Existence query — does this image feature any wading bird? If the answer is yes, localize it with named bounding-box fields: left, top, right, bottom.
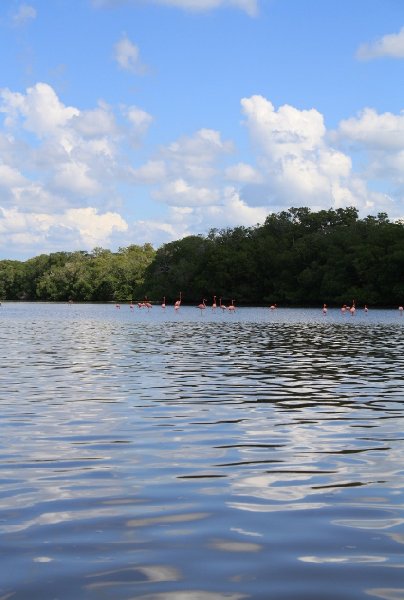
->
left=174, top=292, right=182, bottom=311
left=228, top=299, right=236, bottom=312
left=197, top=299, right=206, bottom=314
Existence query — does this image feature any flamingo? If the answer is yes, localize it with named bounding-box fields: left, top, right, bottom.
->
left=144, top=299, right=152, bottom=310
left=341, top=304, right=346, bottom=313
left=350, top=301, right=356, bottom=316
left=270, top=303, right=277, bottom=310
left=219, top=298, right=226, bottom=311
left=399, top=305, right=403, bottom=315
left=322, top=303, right=327, bottom=315
left=115, top=303, right=120, bottom=309
left=138, top=302, right=145, bottom=309
left=364, top=305, right=368, bottom=313
left=174, top=291, right=182, bottom=311
left=130, top=302, right=134, bottom=310
left=212, top=295, right=217, bottom=310
left=228, top=299, right=236, bottom=312
left=162, top=296, right=166, bottom=309
left=197, top=299, right=207, bottom=314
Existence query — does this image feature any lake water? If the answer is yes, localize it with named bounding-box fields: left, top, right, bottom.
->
left=0, top=302, right=403, bottom=600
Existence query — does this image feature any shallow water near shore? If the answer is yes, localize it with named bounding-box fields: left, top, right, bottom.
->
left=0, top=303, right=403, bottom=599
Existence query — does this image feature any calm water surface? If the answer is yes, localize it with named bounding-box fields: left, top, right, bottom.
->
left=0, top=303, right=403, bottom=599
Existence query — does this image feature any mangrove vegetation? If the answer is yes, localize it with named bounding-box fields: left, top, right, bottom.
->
left=1, top=207, right=404, bottom=306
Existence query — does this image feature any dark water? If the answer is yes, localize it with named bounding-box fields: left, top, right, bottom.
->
left=0, top=303, right=403, bottom=600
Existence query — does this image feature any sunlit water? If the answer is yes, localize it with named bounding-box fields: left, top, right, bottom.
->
left=0, top=302, right=403, bottom=600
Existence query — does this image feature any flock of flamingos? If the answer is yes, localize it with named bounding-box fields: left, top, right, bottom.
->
left=113, top=294, right=404, bottom=315
left=116, top=293, right=236, bottom=313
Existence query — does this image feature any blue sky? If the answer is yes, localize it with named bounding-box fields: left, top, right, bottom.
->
left=0, top=0, right=403, bottom=259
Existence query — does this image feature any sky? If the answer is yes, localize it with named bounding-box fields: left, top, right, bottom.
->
left=0, top=0, right=403, bottom=260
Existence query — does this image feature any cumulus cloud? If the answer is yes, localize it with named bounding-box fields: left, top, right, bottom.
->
left=357, top=26, right=404, bottom=60
left=169, top=186, right=266, bottom=234
left=153, top=178, right=221, bottom=206
left=130, top=160, right=167, bottom=184
left=1, top=82, right=403, bottom=257
left=0, top=82, right=154, bottom=211
left=113, top=35, right=147, bottom=74
left=129, top=219, right=180, bottom=247
left=92, top=0, right=258, bottom=16
left=71, top=103, right=118, bottom=138
left=0, top=164, right=27, bottom=188
left=123, top=105, right=154, bottom=144
left=127, top=95, right=402, bottom=247
left=0, top=82, right=157, bottom=257
left=0, top=82, right=79, bottom=137
left=239, top=94, right=376, bottom=212
left=0, top=206, right=128, bottom=253
left=52, top=162, right=102, bottom=196
left=11, top=3, right=37, bottom=26
left=151, top=0, right=258, bottom=16
left=338, top=108, right=404, bottom=150
left=126, top=106, right=153, bottom=131
left=225, top=162, right=262, bottom=183
left=337, top=108, right=404, bottom=199
left=160, top=128, right=233, bottom=182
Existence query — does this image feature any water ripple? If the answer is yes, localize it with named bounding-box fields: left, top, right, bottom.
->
left=0, top=304, right=403, bottom=599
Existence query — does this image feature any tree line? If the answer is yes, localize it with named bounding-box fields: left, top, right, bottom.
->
left=1, top=207, right=403, bottom=306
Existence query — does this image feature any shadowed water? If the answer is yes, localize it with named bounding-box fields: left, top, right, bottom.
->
left=0, top=303, right=403, bottom=599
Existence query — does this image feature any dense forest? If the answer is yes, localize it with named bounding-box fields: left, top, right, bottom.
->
left=1, top=207, right=404, bottom=306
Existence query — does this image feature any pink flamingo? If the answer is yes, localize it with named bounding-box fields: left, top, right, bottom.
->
left=350, top=301, right=356, bottom=316
left=399, top=305, right=403, bottom=315
left=197, top=298, right=207, bottom=314
left=269, top=303, right=277, bottom=310
left=212, top=295, right=217, bottom=310
left=174, top=292, right=182, bottom=311
left=130, top=302, right=134, bottom=310
left=322, top=303, right=327, bottom=315
left=219, top=298, right=226, bottom=311
left=115, top=303, right=120, bottom=309
left=364, top=305, right=368, bottom=313
left=162, top=296, right=166, bottom=309
left=341, top=304, right=346, bottom=313
left=228, top=299, right=236, bottom=312
left=144, top=300, right=152, bottom=310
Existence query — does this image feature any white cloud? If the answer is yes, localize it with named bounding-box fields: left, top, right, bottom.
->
left=130, top=160, right=167, bottom=184
left=0, top=82, right=153, bottom=209
left=241, top=95, right=325, bottom=157
left=357, top=27, right=404, bottom=60
left=1, top=82, right=403, bottom=258
left=71, top=103, right=117, bottom=138
left=125, top=105, right=153, bottom=134
left=153, top=178, right=220, bottom=206
left=12, top=3, right=37, bottom=26
left=156, top=0, right=258, bottom=16
left=113, top=35, right=147, bottom=74
left=239, top=94, right=377, bottom=212
left=225, top=162, right=262, bottom=183
left=0, top=164, right=27, bottom=188
left=52, top=162, right=101, bottom=196
left=63, top=207, right=128, bottom=246
left=337, top=108, right=404, bottom=200
left=0, top=206, right=128, bottom=253
left=129, top=219, right=179, bottom=247
left=160, top=128, right=233, bottom=182
left=131, top=187, right=268, bottom=248
left=338, top=108, right=404, bottom=150
left=214, top=186, right=267, bottom=226
left=0, top=82, right=79, bottom=137
left=92, top=0, right=258, bottom=16
left=165, top=128, right=233, bottom=162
